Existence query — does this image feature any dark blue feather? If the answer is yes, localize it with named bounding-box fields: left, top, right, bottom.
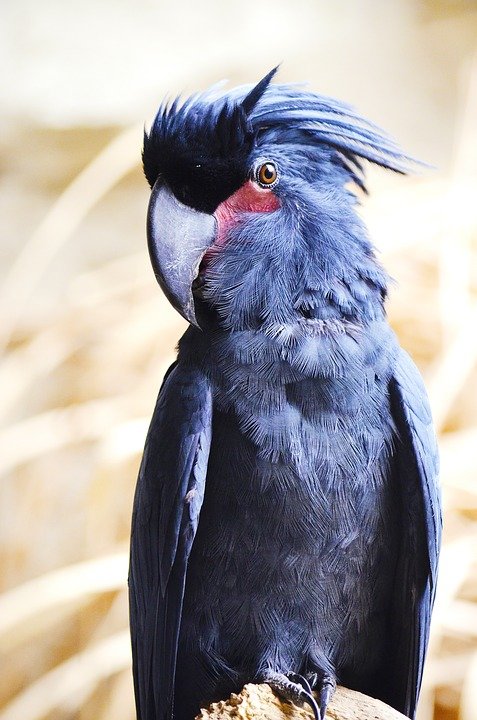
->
left=388, top=350, right=441, bottom=717
left=129, top=364, right=212, bottom=720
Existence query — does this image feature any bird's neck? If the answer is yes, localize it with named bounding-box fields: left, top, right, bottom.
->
left=195, top=190, right=389, bottom=332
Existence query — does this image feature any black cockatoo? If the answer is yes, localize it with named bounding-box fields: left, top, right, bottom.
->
left=129, top=68, right=441, bottom=720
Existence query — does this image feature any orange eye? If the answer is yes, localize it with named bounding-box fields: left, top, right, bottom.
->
left=254, top=161, right=279, bottom=188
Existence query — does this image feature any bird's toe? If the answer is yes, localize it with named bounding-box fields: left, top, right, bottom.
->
left=258, top=670, right=321, bottom=720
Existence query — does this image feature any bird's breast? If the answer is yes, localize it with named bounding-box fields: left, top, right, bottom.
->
left=179, top=317, right=399, bottom=676
left=197, top=317, right=397, bottom=471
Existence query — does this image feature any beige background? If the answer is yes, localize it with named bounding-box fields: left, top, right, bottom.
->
left=1, top=1, right=477, bottom=719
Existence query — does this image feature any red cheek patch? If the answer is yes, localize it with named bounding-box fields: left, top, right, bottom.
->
left=213, top=180, right=280, bottom=247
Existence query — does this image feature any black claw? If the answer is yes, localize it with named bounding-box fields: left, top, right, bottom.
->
left=299, top=687, right=321, bottom=720
left=318, top=676, right=336, bottom=720
left=259, top=671, right=321, bottom=720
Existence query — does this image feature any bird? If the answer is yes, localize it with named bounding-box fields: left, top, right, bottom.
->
left=128, top=67, right=441, bottom=720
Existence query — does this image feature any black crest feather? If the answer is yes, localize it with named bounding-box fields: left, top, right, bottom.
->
left=143, top=67, right=422, bottom=209
left=241, top=66, right=279, bottom=116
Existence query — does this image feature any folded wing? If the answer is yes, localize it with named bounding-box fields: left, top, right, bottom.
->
left=129, top=363, right=212, bottom=720
left=389, top=350, right=441, bottom=718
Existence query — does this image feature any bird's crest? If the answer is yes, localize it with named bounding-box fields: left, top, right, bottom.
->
left=144, top=67, right=418, bottom=192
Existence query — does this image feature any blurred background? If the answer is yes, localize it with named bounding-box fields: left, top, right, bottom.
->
left=1, top=0, right=477, bottom=718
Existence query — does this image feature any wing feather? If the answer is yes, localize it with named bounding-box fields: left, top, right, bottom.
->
left=389, top=350, right=441, bottom=718
left=129, top=363, right=212, bottom=720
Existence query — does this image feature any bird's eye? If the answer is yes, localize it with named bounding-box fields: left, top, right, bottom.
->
left=254, top=160, right=279, bottom=189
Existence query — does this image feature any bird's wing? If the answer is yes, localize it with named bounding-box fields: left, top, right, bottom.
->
left=129, top=363, right=212, bottom=720
left=389, top=349, right=442, bottom=719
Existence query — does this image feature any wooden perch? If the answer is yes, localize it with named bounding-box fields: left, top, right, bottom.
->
left=196, top=683, right=408, bottom=720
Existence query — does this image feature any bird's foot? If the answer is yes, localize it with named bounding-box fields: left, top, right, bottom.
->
left=305, top=673, right=336, bottom=720
left=258, top=670, right=321, bottom=720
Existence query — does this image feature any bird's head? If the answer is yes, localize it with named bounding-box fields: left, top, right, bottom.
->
left=144, top=68, right=414, bottom=330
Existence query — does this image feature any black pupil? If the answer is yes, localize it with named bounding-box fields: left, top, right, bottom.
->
left=263, top=164, right=274, bottom=180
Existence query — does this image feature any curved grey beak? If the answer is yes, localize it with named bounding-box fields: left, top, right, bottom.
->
left=147, top=183, right=216, bottom=326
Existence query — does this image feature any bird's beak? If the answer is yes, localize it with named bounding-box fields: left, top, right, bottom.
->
left=147, top=182, right=216, bottom=327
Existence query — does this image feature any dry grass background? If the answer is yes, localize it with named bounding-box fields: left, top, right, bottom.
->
left=1, top=1, right=477, bottom=719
